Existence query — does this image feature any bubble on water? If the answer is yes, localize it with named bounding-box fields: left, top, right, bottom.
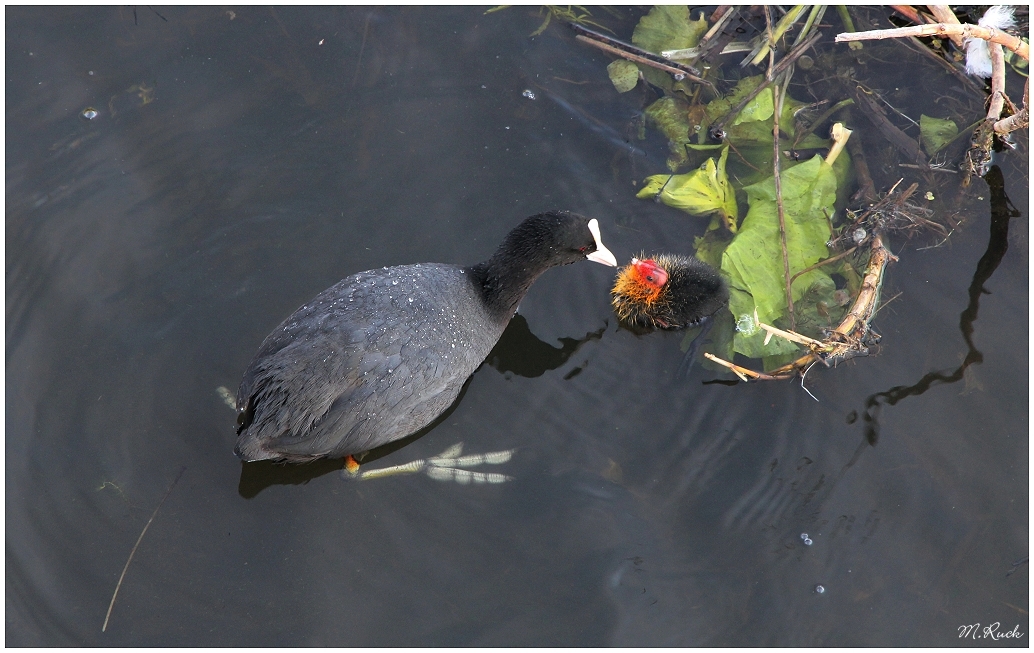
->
left=735, top=313, right=758, bottom=335
left=800, top=533, right=813, bottom=546
left=80, top=107, right=99, bottom=120
left=522, top=89, right=536, bottom=100
left=814, top=584, right=825, bottom=594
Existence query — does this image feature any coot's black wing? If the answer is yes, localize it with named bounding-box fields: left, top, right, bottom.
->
left=235, top=264, right=502, bottom=461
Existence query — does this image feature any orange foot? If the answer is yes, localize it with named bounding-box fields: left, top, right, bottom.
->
left=343, top=454, right=361, bottom=478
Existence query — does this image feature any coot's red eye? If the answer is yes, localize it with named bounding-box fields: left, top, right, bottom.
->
left=578, top=246, right=587, bottom=253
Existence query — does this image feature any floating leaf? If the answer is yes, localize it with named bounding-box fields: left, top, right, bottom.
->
left=637, top=147, right=739, bottom=231
left=720, top=155, right=838, bottom=358
left=631, top=7, right=708, bottom=93
left=701, top=77, right=766, bottom=134
left=698, top=76, right=812, bottom=148
left=631, top=6, right=708, bottom=55
left=607, top=60, right=640, bottom=93
left=919, top=114, right=958, bottom=155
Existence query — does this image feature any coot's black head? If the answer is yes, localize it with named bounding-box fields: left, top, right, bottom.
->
left=495, top=211, right=617, bottom=269
left=471, top=211, right=616, bottom=320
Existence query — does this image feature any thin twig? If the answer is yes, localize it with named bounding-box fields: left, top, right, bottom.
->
left=761, top=8, right=796, bottom=331
left=709, top=31, right=823, bottom=140
left=773, top=80, right=795, bottom=330
left=925, top=5, right=966, bottom=48
left=986, top=40, right=1008, bottom=121
left=698, top=6, right=735, bottom=50
left=749, top=4, right=809, bottom=67
left=573, top=35, right=714, bottom=91
left=916, top=228, right=955, bottom=250
left=852, top=84, right=928, bottom=166
left=836, top=23, right=1029, bottom=61
left=889, top=5, right=925, bottom=25
left=994, top=78, right=1029, bottom=134
left=102, top=466, right=186, bottom=633
left=793, top=98, right=854, bottom=146
left=836, top=5, right=863, bottom=51
left=899, top=163, right=957, bottom=173
left=800, top=361, right=820, bottom=401
left=570, top=22, right=702, bottom=74
left=789, top=246, right=860, bottom=286
left=704, top=352, right=788, bottom=381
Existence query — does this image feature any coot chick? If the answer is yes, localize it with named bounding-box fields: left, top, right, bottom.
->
left=611, top=253, right=728, bottom=330
left=235, top=211, right=617, bottom=463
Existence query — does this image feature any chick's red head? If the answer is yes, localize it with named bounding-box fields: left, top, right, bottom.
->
left=631, top=258, right=668, bottom=289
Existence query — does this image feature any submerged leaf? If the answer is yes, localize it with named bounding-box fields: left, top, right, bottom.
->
left=637, top=147, right=739, bottom=231
left=607, top=60, right=640, bottom=93
left=693, top=222, right=732, bottom=269
left=919, top=114, right=959, bottom=155
left=644, top=97, right=691, bottom=144
left=644, top=96, right=693, bottom=169
left=720, top=155, right=838, bottom=358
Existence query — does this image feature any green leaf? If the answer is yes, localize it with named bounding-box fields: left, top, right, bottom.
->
left=702, top=77, right=764, bottom=130
left=644, top=96, right=693, bottom=169
left=607, top=60, right=640, bottom=93
left=693, top=222, right=732, bottom=269
left=644, top=97, right=691, bottom=145
left=720, top=155, right=838, bottom=358
left=637, top=146, right=739, bottom=231
left=631, top=7, right=708, bottom=94
left=632, top=6, right=708, bottom=55
left=919, top=114, right=958, bottom=155
left=697, top=76, right=814, bottom=148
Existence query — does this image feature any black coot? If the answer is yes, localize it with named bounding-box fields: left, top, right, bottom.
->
left=235, top=211, right=617, bottom=463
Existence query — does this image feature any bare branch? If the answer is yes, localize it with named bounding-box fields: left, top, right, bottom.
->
left=836, top=23, right=1029, bottom=61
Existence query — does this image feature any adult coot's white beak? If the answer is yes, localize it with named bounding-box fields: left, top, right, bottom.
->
left=585, top=218, right=618, bottom=267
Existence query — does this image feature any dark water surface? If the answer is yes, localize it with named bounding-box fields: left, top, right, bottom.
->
left=6, top=6, right=1028, bottom=646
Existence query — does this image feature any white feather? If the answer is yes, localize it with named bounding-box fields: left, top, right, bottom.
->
left=966, top=38, right=993, bottom=77
left=965, top=6, right=1017, bottom=77
left=978, top=5, right=1016, bottom=31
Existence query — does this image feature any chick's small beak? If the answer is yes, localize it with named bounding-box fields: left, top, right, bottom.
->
left=585, top=219, right=618, bottom=267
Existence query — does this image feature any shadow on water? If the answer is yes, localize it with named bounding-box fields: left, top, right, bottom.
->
left=237, top=313, right=605, bottom=497
left=485, top=313, right=605, bottom=378
left=860, top=165, right=1021, bottom=446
